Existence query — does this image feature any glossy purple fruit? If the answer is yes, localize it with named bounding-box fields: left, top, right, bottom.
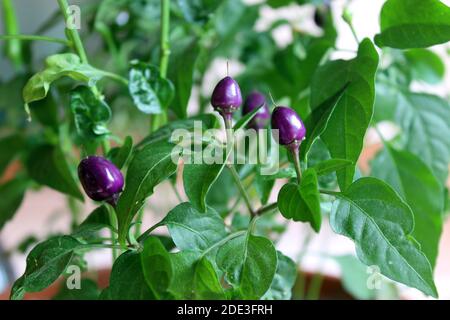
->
left=211, top=76, right=242, bottom=118
left=243, top=91, right=270, bottom=130
left=78, top=156, right=124, bottom=205
left=271, top=106, right=306, bottom=146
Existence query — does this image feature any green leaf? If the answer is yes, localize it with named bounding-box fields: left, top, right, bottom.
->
left=183, top=162, right=227, bottom=212
left=0, top=134, right=24, bottom=176
left=140, top=237, right=173, bottom=299
left=194, top=257, right=226, bottom=299
left=169, top=251, right=200, bottom=299
left=26, top=144, right=83, bottom=201
left=160, top=202, right=227, bottom=251
left=28, top=93, right=59, bottom=131
left=311, top=158, right=353, bottom=177
left=395, top=92, right=450, bottom=184
left=404, top=49, right=445, bottom=84
left=53, top=279, right=100, bottom=300
left=334, top=255, right=376, bottom=300
left=128, top=61, right=174, bottom=114
left=73, top=205, right=114, bottom=237
left=277, top=168, right=322, bottom=232
left=23, top=53, right=105, bottom=105
left=107, top=136, right=133, bottom=169
left=371, top=145, right=443, bottom=268
left=0, top=178, right=28, bottom=230
left=330, top=177, right=438, bottom=297
left=216, top=233, right=277, bottom=299
left=108, top=251, right=154, bottom=300
left=374, top=0, right=450, bottom=49
left=315, top=39, right=379, bottom=190
left=300, top=89, right=346, bottom=161
left=116, top=141, right=178, bottom=243
left=10, top=236, right=83, bottom=300
left=262, top=252, right=297, bottom=300
left=136, top=114, right=218, bottom=149
left=168, top=38, right=199, bottom=118
left=169, top=251, right=225, bottom=299
left=70, top=85, right=112, bottom=141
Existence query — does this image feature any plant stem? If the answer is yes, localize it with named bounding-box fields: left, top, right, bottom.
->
left=159, top=0, right=171, bottom=78
left=200, top=231, right=246, bottom=259
left=256, top=202, right=278, bottom=216
left=290, top=147, right=302, bottom=184
left=57, top=0, right=88, bottom=63
left=306, top=273, right=324, bottom=300
left=228, top=165, right=255, bottom=217
left=319, top=189, right=340, bottom=196
left=2, top=0, right=23, bottom=69
left=223, top=116, right=255, bottom=217
left=151, top=0, right=171, bottom=131
left=0, top=34, right=70, bottom=45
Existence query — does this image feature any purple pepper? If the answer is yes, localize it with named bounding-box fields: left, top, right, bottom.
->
left=211, top=76, right=242, bottom=120
left=78, top=156, right=124, bottom=205
left=271, top=106, right=306, bottom=147
left=243, top=91, right=270, bottom=130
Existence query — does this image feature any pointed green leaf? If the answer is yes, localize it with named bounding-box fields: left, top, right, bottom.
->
left=374, top=0, right=450, bottom=49
left=141, top=237, right=173, bottom=299
left=262, top=251, right=297, bottom=300
left=371, top=145, right=443, bottom=268
left=10, top=236, right=83, bottom=300
left=26, top=144, right=83, bottom=201
left=160, top=202, right=227, bottom=251
left=216, top=233, right=277, bottom=299
left=311, top=39, right=379, bottom=190
left=116, top=141, right=178, bottom=243
left=277, top=168, right=322, bottom=232
left=330, top=177, right=438, bottom=298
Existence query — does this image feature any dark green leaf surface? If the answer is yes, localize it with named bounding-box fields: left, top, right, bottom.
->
left=53, top=279, right=100, bottom=300
left=374, top=0, right=450, bottom=49
left=262, top=251, right=297, bottom=300
left=314, top=39, right=379, bottom=190
left=160, top=202, right=227, bottom=251
left=311, top=158, right=353, bottom=177
left=107, top=136, right=133, bottom=169
left=168, top=38, right=199, bottom=118
left=26, top=144, right=83, bottom=201
left=330, top=177, right=438, bottom=297
left=277, top=168, right=322, bottom=232
left=169, top=251, right=225, bottom=299
left=70, top=86, right=111, bottom=140
left=128, top=61, right=174, bottom=114
left=183, top=162, right=227, bottom=212
left=116, top=141, right=178, bottom=243
left=371, top=145, right=443, bottom=268
left=10, top=236, right=83, bottom=300
left=73, top=205, right=113, bottom=237
left=108, top=251, right=154, bottom=300
left=141, top=237, right=173, bottom=299
left=0, top=134, right=24, bottom=176
left=217, top=233, right=277, bottom=299
left=0, top=178, right=28, bottom=230
left=395, top=92, right=450, bottom=184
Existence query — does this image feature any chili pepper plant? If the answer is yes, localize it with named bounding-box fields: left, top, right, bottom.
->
left=0, top=0, right=449, bottom=300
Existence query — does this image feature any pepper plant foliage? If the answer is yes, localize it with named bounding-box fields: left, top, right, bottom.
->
left=1, top=0, right=449, bottom=300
